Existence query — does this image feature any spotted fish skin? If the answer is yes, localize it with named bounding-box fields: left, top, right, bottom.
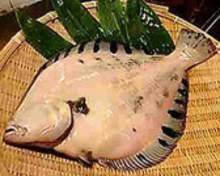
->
left=3, top=29, right=216, bottom=171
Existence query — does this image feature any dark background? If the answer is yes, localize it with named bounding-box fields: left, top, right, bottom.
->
left=0, top=0, right=219, bottom=49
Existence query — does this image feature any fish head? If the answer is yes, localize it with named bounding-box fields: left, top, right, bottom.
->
left=3, top=101, right=73, bottom=148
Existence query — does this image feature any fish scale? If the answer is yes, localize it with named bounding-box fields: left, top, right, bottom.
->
left=3, top=29, right=217, bottom=171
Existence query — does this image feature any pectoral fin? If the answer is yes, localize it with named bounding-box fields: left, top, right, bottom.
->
left=78, top=151, right=94, bottom=167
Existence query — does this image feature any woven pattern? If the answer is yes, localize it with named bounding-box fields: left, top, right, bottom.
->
left=0, top=1, right=220, bottom=175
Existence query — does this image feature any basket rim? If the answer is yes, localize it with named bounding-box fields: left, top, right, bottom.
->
left=0, top=1, right=220, bottom=176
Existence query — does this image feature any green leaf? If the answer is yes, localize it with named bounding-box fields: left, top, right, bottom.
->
left=51, top=0, right=102, bottom=43
left=16, top=10, right=73, bottom=59
left=127, top=0, right=175, bottom=54
left=127, top=0, right=146, bottom=49
left=97, top=0, right=130, bottom=45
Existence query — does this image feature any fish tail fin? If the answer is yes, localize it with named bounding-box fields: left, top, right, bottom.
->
left=175, top=29, right=216, bottom=69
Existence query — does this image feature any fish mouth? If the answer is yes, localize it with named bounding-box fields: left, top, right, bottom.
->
left=5, top=125, right=17, bottom=134
left=3, top=124, right=28, bottom=144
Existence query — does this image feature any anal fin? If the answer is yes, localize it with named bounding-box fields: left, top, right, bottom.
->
left=98, top=139, right=173, bottom=171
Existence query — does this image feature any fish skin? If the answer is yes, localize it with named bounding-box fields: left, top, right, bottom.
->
left=3, top=29, right=217, bottom=170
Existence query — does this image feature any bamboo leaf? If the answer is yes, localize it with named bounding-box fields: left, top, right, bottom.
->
left=127, top=0, right=175, bottom=54
left=97, top=0, right=130, bottom=45
left=51, top=0, right=102, bottom=43
left=16, top=10, right=73, bottom=59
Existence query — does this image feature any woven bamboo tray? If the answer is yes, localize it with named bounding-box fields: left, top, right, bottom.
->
left=0, top=1, right=220, bottom=176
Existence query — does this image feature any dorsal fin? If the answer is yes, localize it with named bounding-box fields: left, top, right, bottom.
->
left=99, top=76, right=189, bottom=171
left=83, top=41, right=96, bottom=52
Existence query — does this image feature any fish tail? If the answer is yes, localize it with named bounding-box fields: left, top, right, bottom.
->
left=175, top=29, right=217, bottom=69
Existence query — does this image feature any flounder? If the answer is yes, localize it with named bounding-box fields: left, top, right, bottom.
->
left=4, top=29, right=216, bottom=170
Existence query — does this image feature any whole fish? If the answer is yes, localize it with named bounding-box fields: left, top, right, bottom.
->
left=3, top=29, right=216, bottom=170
